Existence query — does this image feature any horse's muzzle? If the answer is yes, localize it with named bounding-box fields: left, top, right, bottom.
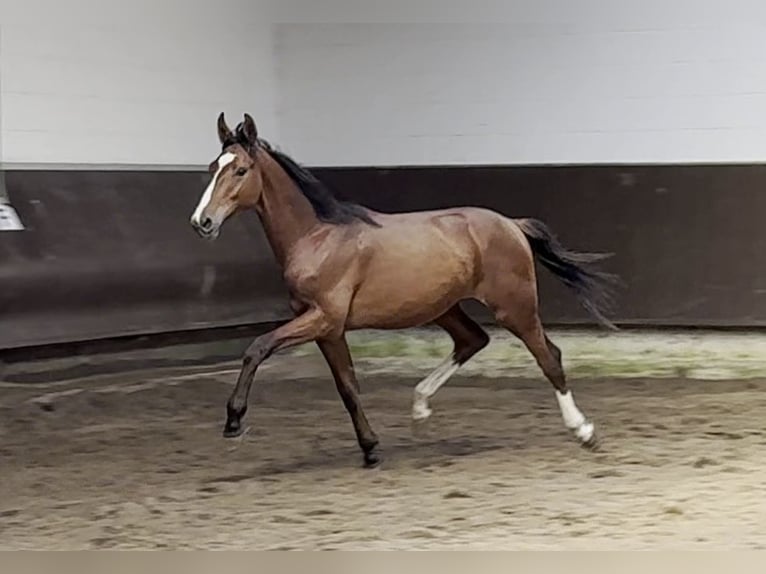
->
left=190, top=216, right=220, bottom=240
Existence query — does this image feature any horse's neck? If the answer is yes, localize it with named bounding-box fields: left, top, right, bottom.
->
left=256, top=152, right=319, bottom=266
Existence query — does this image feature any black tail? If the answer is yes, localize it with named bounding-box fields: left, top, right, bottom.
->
left=516, top=218, right=619, bottom=330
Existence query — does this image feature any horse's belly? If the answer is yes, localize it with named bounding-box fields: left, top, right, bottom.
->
left=345, top=256, right=473, bottom=329
left=346, top=294, right=460, bottom=329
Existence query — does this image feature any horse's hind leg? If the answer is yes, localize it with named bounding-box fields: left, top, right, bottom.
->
left=493, top=292, right=598, bottom=449
left=412, top=305, right=490, bottom=422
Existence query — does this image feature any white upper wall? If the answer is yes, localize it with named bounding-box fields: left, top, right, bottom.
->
left=3, top=0, right=766, bottom=167
left=0, top=0, right=278, bottom=167
left=273, top=1, right=766, bottom=166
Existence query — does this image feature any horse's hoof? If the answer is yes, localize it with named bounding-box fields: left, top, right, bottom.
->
left=363, top=446, right=383, bottom=469
left=412, top=396, right=432, bottom=422
left=222, top=420, right=244, bottom=438
left=223, top=405, right=247, bottom=438
left=580, top=432, right=600, bottom=452
left=411, top=416, right=432, bottom=439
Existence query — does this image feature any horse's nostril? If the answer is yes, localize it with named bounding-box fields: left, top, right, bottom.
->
left=201, top=217, right=213, bottom=230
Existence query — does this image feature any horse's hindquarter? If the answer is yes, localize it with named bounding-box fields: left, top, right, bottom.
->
left=345, top=209, right=486, bottom=329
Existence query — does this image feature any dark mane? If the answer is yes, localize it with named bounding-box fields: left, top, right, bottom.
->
left=230, top=125, right=379, bottom=227
left=265, top=144, right=380, bottom=227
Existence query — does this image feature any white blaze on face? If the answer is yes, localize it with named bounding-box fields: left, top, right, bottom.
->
left=191, top=152, right=236, bottom=225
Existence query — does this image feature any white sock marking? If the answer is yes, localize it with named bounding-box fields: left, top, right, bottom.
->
left=191, top=152, right=235, bottom=225
left=412, top=357, right=460, bottom=421
left=556, top=390, right=594, bottom=443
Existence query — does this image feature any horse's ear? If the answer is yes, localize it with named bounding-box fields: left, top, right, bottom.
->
left=217, top=112, right=233, bottom=145
left=239, top=113, right=258, bottom=147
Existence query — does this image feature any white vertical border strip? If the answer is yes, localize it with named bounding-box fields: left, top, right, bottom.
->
left=0, top=23, right=6, bottom=201
left=0, top=23, right=25, bottom=231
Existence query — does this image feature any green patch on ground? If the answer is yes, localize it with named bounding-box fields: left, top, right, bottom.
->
left=287, top=328, right=766, bottom=380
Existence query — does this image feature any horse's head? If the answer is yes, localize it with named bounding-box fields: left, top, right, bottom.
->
left=190, top=112, right=264, bottom=240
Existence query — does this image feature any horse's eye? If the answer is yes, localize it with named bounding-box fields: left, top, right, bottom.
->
left=235, top=167, right=247, bottom=176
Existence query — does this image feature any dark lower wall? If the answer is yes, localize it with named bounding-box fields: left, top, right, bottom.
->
left=2, top=164, right=765, bottom=350
left=0, top=171, right=292, bottom=350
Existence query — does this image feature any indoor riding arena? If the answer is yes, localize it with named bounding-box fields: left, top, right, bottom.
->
left=2, top=1, right=766, bottom=551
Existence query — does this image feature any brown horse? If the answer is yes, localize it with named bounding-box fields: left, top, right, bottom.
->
left=190, top=113, right=617, bottom=468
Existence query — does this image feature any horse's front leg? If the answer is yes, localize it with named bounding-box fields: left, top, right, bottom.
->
left=317, top=335, right=381, bottom=468
left=223, top=307, right=331, bottom=437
